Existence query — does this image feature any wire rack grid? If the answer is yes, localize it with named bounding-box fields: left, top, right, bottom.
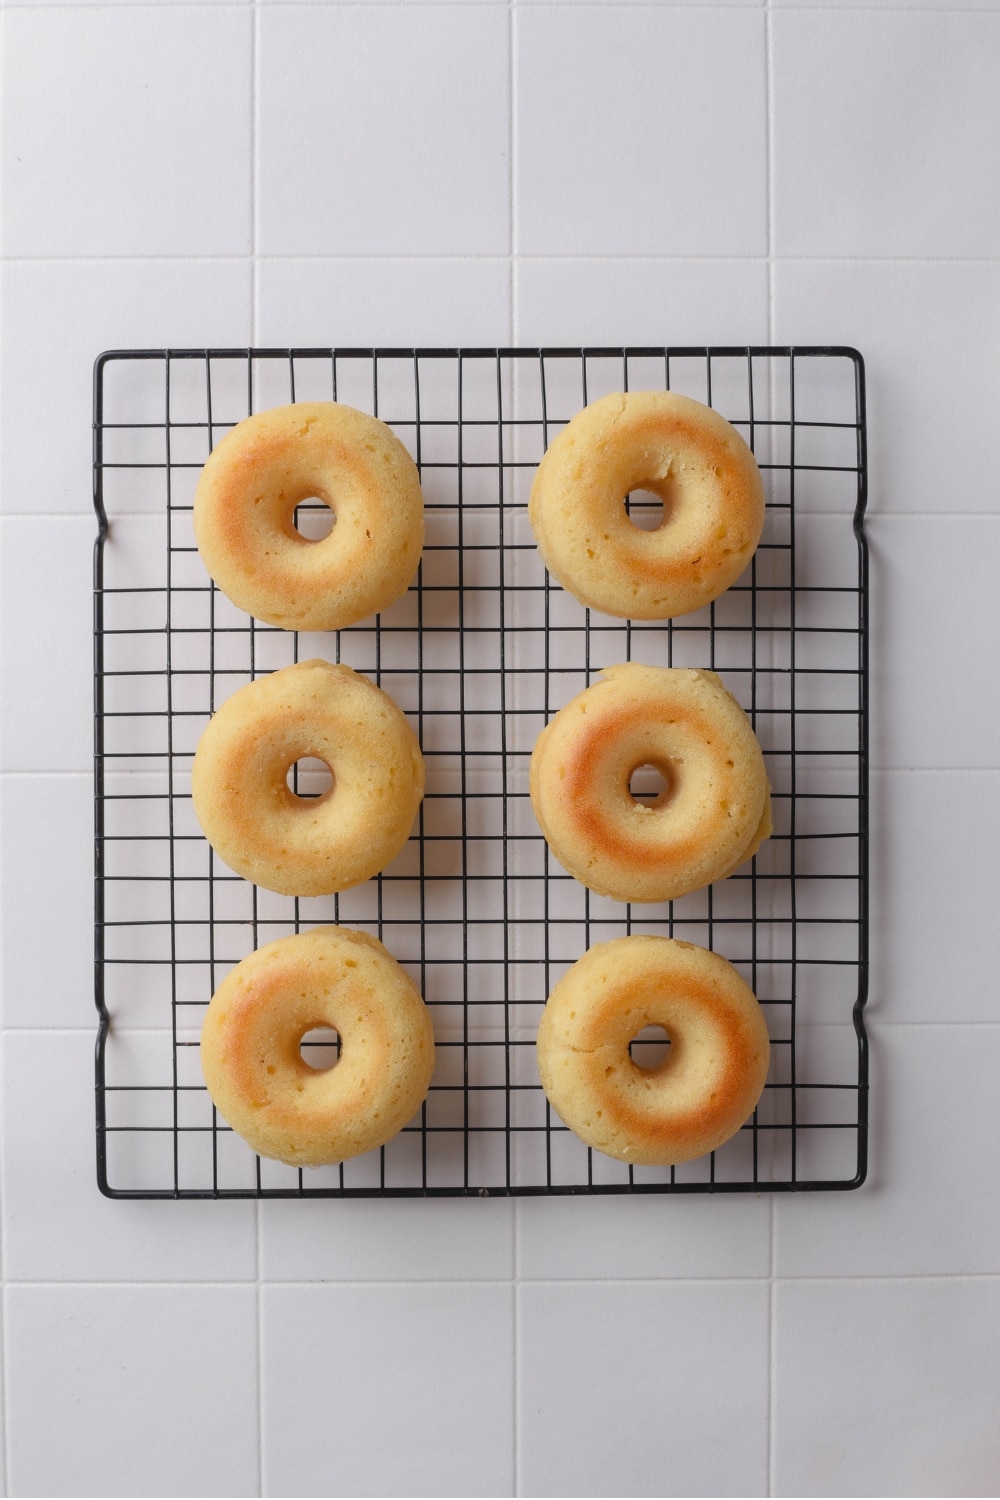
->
left=93, top=345, right=869, bottom=1198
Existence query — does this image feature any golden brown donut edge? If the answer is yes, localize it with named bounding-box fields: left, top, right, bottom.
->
left=191, top=659, right=424, bottom=897
left=528, top=390, right=765, bottom=621
left=529, top=663, right=770, bottom=903
left=200, top=926, right=436, bottom=1167
left=536, top=935, right=770, bottom=1166
left=193, top=401, right=424, bottom=631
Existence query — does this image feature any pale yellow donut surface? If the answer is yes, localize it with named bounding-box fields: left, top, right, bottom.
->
left=537, top=935, right=770, bottom=1166
left=193, top=401, right=424, bottom=631
left=529, top=390, right=764, bottom=620
left=530, top=663, right=771, bottom=903
left=191, top=659, right=424, bottom=897
left=201, top=926, right=435, bottom=1167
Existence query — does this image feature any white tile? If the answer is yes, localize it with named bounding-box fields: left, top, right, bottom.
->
left=772, top=12, right=1000, bottom=258
left=774, top=1279, right=1000, bottom=1498
left=518, top=1281, right=769, bottom=1498
left=521, top=0, right=763, bottom=6
left=2, top=775, right=92, bottom=1028
left=774, top=0, right=993, bottom=8
left=5, top=1284, right=258, bottom=1499
left=262, top=1284, right=515, bottom=1497
left=257, top=6, right=510, bottom=257
left=1, top=260, right=251, bottom=518
left=9, top=0, right=250, bottom=6
left=261, top=0, right=508, bottom=4
left=773, top=260, right=1000, bottom=515
left=1, top=517, right=92, bottom=772
left=515, top=258, right=769, bottom=345
left=1, top=1032, right=256, bottom=1281
left=257, top=257, right=511, bottom=346
left=517, top=1194, right=770, bottom=1279
left=870, top=516, right=1000, bottom=770
left=871, top=772, right=1000, bottom=1024
left=260, top=1195, right=513, bottom=1280
left=1, top=8, right=252, bottom=257
left=516, top=8, right=767, bottom=256
left=775, top=1025, right=1000, bottom=1277
left=262, top=0, right=509, bottom=5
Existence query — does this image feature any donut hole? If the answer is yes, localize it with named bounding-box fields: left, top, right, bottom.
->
left=628, top=762, right=675, bottom=808
left=624, top=489, right=666, bottom=530
left=629, top=1025, right=671, bottom=1072
left=292, top=497, right=336, bottom=542
left=624, top=481, right=674, bottom=532
left=299, top=1027, right=341, bottom=1072
left=285, top=756, right=335, bottom=802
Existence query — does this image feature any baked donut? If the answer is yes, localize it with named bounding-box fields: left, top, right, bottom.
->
left=191, top=658, right=424, bottom=896
left=193, top=401, right=424, bottom=631
left=536, top=935, right=769, bottom=1166
left=528, top=390, right=764, bottom=620
left=201, top=926, right=435, bottom=1167
left=530, top=663, right=770, bottom=903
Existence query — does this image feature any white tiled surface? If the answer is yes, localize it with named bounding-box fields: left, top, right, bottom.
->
left=257, top=257, right=512, bottom=346
left=1, top=8, right=253, bottom=258
left=3, top=1032, right=257, bottom=1283
left=516, top=258, right=771, bottom=346
left=1, top=5, right=998, bottom=1499
left=519, top=1282, right=770, bottom=1498
left=771, top=12, right=1000, bottom=259
left=774, top=1025, right=1000, bottom=1278
left=772, top=260, right=1000, bottom=515
left=516, top=7, right=768, bottom=258
left=870, top=516, right=1000, bottom=769
left=263, top=1285, right=515, bottom=1496
left=516, top=1193, right=772, bottom=1282
left=1, top=517, right=94, bottom=770
left=773, top=1279, right=1000, bottom=1497
left=257, top=6, right=511, bottom=257
left=5, top=1285, right=259, bottom=1497
left=2, top=260, right=254, bottom=515
left=2, top=777, right=92, bottom=1026
left=259, top=1196, right=515, bottom=1282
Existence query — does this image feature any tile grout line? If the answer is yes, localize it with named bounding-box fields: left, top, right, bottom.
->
left=510, top=0, right=519, bottom=346
left=0, top=1286, right=9, bottom=1500
left=510, top=8, right=520, bottom=1494
left=765, top=2, right=776, bottom=1493
left=251, top=0, right=259, bottom=345
left=256, top=1219, right=264, bottom=1500
left=769, top=1238, right=778, bottom=1498
left=3, top=1, right=999, bottom=8
left=250, top=3, right=264, bottom=1495
left=0, top=529, right=7, bottom=1491
left=5, top=253, right=1000, bottom=266
left=6, top=1274, right=1000, bottom=1289
left=1, top=1054, right=10, bottom=1498
left=0, top=12, right=7, bottom=1484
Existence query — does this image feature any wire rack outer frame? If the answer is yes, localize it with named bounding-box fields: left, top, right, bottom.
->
left=93, top=345, right=870, bottom=1199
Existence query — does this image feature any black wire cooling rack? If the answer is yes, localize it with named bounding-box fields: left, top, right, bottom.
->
left=93, top=346, right=869, bottom=1198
